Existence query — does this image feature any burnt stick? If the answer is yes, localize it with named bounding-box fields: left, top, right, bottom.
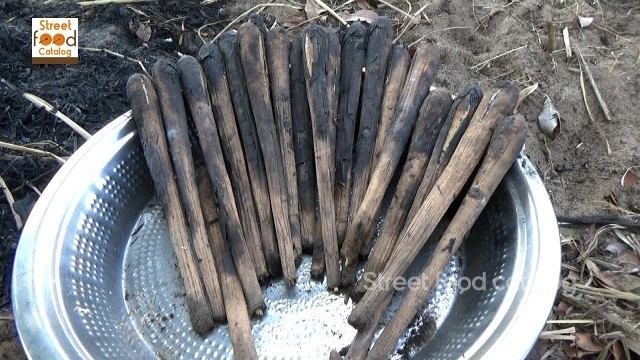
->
left=367, top=115, right=527, bottom=359
left=238, top=22, right=297, bottom=285
left=266, top=27, right=303, bottom=261
left=218, top=32, right=281, bottom=277
left=126, top=73, right=214, bottom=335
left=348, top=80, right=518, bottom=329
left=198, top=47, right=269, bottom=282
left=177, top=56, right=265, bottom=316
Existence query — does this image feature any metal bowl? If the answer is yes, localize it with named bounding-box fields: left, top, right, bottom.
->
left=13, top=112, right=560, bottom=359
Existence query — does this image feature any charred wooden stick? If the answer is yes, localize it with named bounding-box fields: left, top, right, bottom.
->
left=177, top=56, right=265, bottom=316
left=126, top=73, right=214, bottom=335
left=334, top=23, right=367, bottom=247
left=290, top=35, right=317, bottom=255
left=197, top=169, right=258, bottom=360
left=304, top=25, right=341, bottom=290
left=367, top=114, right=527, bottom=359
left=352, top=89, right=453, bottom=301
left=341, top=42, right=441, bottom=287
left=326, top=27, right=341, bottom=187
left=372, top=45, right=411, bottom=167
left=238, top=22, right=297, bottom=285
left=198, top=47, right=269, bottom=282
left=151, top=60, right=226, bottom=323
left=344, top=293, right=392, bottom=360
left=348, top=17, right=393, bottom=256
left=266, top=27, right=303, bottom=262
left=407, top=84, right=483, bottom=223
left=218, top=32, right=281, bottom=277
left=348, top=80, right=518, bottom=329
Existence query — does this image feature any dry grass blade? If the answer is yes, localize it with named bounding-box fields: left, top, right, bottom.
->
left=211, top=4, right=302, bottom=42
left=562, top=281, right=640, bottom=301
left=0, top=140, right=66, bottom=164
left=471, top=45, right=527, bottom=70
left=1, top=79, right=91, bottom=140
left=577, top=46, right=613, bottom=122
left=77, top=0, right=154, bottom=6
left=579, top=65, right=612, bottom=155
left=81, top=47, right=150, bottom=77
left=313, top=0, right=347, bottom=25
left=378, top=0, right=420, bottom=24
left=0, top=175, right=22, bottom=229
left=408, top=27, right=472, bottom=48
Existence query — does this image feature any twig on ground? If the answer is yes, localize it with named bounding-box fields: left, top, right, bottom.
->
left=0, top=175, right=22, bottom=230
left=81, top=47, right=150, bottom=77
left=557, top=214, right=640, bottom=228
left=408, top=27, right=472, bottom=48
left=1, top=79, right=91, bottom=140
left=313, top=0, right=347, bottom=26
left=77, top=0, right=154, bottom=6
left=577, top=46, right=613, bottom=122
left=378, top=0, right=420, bottom=24
left=579, top=65, right=611, bottom=155
left=471, top=45, right=527, bottom=70
left=211, top=4, right=302, bottom=42
left=0, top=141, right=66, bottom=164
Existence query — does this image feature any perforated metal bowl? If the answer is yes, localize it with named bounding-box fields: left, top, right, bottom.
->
left=13, top=112, right=560, bottom=359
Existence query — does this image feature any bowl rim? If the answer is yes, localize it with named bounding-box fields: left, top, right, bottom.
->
left=12, top=111, right=560, bottom=360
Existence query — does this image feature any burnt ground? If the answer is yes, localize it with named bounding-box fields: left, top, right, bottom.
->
left=1, top=0, right=639, bottom=358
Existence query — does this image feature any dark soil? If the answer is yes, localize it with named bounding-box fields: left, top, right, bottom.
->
left=1, top=0, right=638, bottom=358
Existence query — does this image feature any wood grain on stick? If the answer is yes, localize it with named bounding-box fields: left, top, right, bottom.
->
left=344, top=293, right=392, bottom=360
left=353, top=89, right=453, bottom=301
left=303, top=25, right=341, bottom=290
left=348, top=17, right=394, bottom=256
left=177, top=56, right=265, bottom=316
left=197, top=169, right=258, bottom=360
left=372, top=45, right=411, bottom=166
left=367, top=115, right=527, bottom=359
left=326, top=27, right=341, bottom=188
left=334, top=23, right=367, bottom=247
left=266, top=27, right=303, bottom=261
left=238, top=22, right=297, bottom=285
left=126, top=73, right=214, bottom=334
left=341, top=42, right=441, bottom=287
left=290, top=36, right=317, bottom=255
left=218, top=32, right=281, bottom=277
left=348, top=80, right=518, bottom=329
left=407, top=84, right=483, bottom=223
left=198, top=46, right=268, bottom=282
left=151, top=60, right=226, bottom=323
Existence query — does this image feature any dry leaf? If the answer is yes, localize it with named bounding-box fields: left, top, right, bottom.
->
left=586, top=258, right=640, bottom=292
left=515, top=82, right=538, bottom=111
left=616, top=250, right=640, bottom=269
left=578, top=16, right=594, bottom=28
left=575, top=332, right=604, bottom=353
left=621, top=169, right=638, bottom=187
left=538, top=96, right=560, bottom=139
left=554, top=300, right=570, bottom=316
left=136, top=23, right=151, bottom=42
left=343, top=9, right=379, bottom=24
left=305, top=0, right=321, bottom=20
left=282, top=14, right=307, bottom=29
left=356, top=0, right=372, bottom=9
left=612, top=340, right=629, bottom=360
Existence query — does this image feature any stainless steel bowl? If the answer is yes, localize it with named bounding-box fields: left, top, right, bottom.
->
left=13, top=112, right=560, bottom=359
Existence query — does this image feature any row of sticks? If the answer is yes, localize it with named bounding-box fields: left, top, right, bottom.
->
left=127, top=14, right=526, bottom=359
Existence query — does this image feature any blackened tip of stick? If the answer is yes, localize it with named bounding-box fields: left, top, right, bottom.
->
left=344, top=21, right=367, bottom=38
left=197, top=42, right=217, bottom=63
left=248, top=13, right=268, bottom=34
left=151, top=58, right=177, bottom=78
left=218, top=31, right=237, bottom=48
left=369, top=16, right=393, bottom=35
left=456, top=83, right=483, bottom=103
